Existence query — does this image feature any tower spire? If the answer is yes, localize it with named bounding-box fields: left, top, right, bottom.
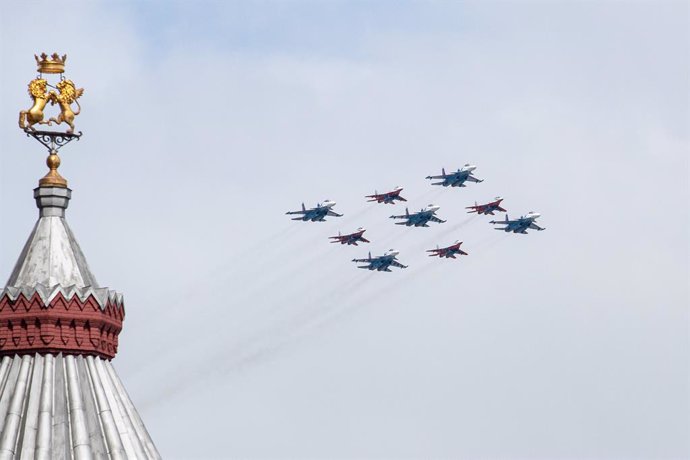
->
left=0, top=53, right=161, bottom=459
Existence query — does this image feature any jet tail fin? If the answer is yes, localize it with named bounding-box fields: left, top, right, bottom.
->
left=302, top=203, right=306, bottom=211
left=368, top=251, right=372, bottom=260
left=442, top=167, right=446, bottom=176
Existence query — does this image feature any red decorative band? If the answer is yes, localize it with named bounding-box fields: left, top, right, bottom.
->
left=0, top=291, right=124, bottom=360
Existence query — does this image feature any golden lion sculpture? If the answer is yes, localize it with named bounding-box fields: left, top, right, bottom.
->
left=48, top=79, right=83, bottom=133
left=18, top=78, right=52, bottom=131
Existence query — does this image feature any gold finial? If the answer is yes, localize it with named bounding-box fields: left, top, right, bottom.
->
left=35, top=53, right=66, bottom=74
left=20, top=53, right=83, bottom=134
left=19, top=53, right=83, bottom=188
left=39, top=151, right=67, bottom=187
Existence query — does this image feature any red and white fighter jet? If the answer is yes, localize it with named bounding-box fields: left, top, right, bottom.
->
left=466, top=197, right=507, bottom=216
left=365, top=186, right=407, bottom=204
left=426, top=241, right=468, bottom=259
left=329, top=227, right=370, bottom=246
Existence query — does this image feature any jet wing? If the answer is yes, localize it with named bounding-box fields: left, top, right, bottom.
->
left=285, top=210, right=307, bottom=215
left=529, top=223, right=545, bottom=231
left=429, top=216, right=446, bottom=223
left=390, top=260, right=407, bottom=269
left=466, top=175, right=483, bottom=183
left=426, top=174, right=447, bottom=179
left=327, top=210, right=343, bottom=217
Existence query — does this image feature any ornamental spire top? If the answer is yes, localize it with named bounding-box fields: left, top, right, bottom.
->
left=35, top=52, right=67, bottom=74
left=18, top=52, right=84, bottom=188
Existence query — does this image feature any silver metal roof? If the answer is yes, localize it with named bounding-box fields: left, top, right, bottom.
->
left=0, top=353, right=161, bottom=459
left=5, top=187, right=100, bottom=290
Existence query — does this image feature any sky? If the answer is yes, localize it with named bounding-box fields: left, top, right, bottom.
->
left=1, top=1, right=688, bottom=458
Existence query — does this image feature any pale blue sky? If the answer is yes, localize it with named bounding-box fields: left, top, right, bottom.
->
left=1, top=1, right=688, bottom=458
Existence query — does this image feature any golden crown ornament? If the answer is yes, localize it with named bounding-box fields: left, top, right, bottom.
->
left=18, top=53, right=84, bottom=188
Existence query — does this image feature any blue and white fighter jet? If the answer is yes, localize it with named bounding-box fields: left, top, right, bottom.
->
left=286, top=200, right=343, bottom=222
left=352, top=249, right=407, bottom=272
left=390, top=204, right=446, bottom=227
left=490, top=212, right=545, bottom=234
left=426, top=164, right=483, bottom=187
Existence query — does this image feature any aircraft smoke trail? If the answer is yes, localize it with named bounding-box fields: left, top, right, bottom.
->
left=142, top=231, right=352, bottom=363
left=470, top=232, right=506, bottom=253
left=337, top=203, right=379, bottom=229
left=472, top=232, right=510, bottom=256
left=139, top=265, right=414, bottom=410
left=435, top=214, right=477, bottom=238
left=140, top=191, right=475, bottom=406
left=412, top=187, right=445, bottom=203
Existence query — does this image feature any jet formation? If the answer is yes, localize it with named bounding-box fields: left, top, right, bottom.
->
left=287, top=163, right=544, bottom=271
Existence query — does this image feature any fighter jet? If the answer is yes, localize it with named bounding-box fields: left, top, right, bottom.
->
left=352, top=249, right=407, bottom=272
left=390, top=204, right=446, bottom=227
left=490, top=212, right=545, bottom=234
left=426, top=164, right=483, bottom=187
left=366, top=186, right=407, bottom=204
left=427, top=240, right=468, bottom=259
left=329, top=228, right=370, bottom=246
left=286, top=200, right=342, bottom=222
left=466, top=197, right=507, bottom=215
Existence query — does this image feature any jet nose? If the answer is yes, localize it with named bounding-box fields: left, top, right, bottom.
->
left=467, top=165, right=477, bottom=171
left=325, top=201, right=336, bottom=207
left=428, top=205, right=440, bottom=211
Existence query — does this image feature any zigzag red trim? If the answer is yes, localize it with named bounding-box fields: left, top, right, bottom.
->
left=0, top=292, right=124, bottom=359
